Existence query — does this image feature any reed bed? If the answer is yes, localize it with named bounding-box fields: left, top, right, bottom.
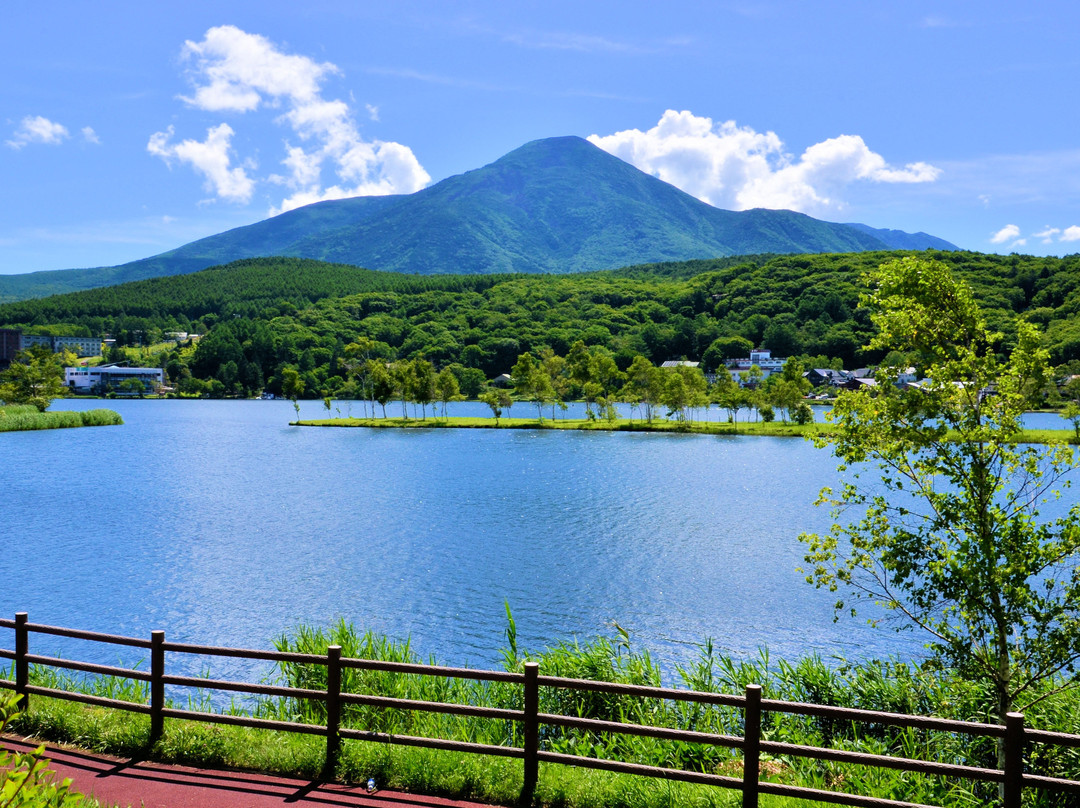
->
left=0, top=405, right=122, bottom=431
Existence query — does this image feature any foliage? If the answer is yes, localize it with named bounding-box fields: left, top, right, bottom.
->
left=478, top=389, right=512, bottom=425
left=281, top=367, right=304, bottom=420
left=800, top=257, right=1080, bottom=743
left=0, top=346, right=68, bottom=412
left=0, top=694, right=84, bottom=807
left=5, top=249, right=1080, bottom=404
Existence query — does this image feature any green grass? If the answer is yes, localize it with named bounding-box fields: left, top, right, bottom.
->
left=0, top=405, right=123, bottom=432
left=7, top=623, right=1080, bottom=807
left=297, top=415, right=832, bottom=439
left=298, top=414, right=1080, bottom=445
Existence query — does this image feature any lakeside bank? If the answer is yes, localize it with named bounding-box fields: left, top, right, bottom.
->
left=295, top=414, right=1079, bottom=445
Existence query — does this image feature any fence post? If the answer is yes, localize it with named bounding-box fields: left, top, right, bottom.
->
left=150, top=630, right=165, bottom=743
left=1002, top=711, right=1025, bottom=808
left=742, top=684, right=762, bottom=808
left=14, top=612, right=28, bottom=712
left=324, top=645, right=342, bottom=779
left=520, top=662, right=539, bottom=806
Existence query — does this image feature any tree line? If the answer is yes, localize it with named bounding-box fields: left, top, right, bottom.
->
left=296, top=339, right=815, bottom=427
left=4, top=250, right=1080, bottom=404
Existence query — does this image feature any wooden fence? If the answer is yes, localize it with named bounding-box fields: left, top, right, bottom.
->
left=2, top=612, right=1079, bottom=807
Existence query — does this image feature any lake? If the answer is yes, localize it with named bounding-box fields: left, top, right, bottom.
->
left=2, top=398, right=1069, bottom=683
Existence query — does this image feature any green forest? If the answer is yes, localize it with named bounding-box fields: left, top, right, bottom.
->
left=1, top=249, right=1079, bottom=401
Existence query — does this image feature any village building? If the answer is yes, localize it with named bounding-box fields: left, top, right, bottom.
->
left=724, top=347, right=787, bottom=386
left=19, top=333, right=101, bottom=357
left=65, top=364, right=164, bottom=394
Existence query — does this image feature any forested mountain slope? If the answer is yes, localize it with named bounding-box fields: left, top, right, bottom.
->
left=3, top=251, right=1079, bottom=399
left=0, top=137, right=954, bottom=303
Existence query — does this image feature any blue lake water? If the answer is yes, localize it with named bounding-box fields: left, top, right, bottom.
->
left=1, top=399, right=1070, bottom=684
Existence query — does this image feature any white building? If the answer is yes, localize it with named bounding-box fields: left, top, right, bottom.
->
left=725, top=348, right=787, bottom=384
left=21, top=334, right=101, bottom=357
left=66, top=365, right=164, bottom=393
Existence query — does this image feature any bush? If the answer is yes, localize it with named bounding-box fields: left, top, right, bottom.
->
left=0, top=694, right=85, bottom=806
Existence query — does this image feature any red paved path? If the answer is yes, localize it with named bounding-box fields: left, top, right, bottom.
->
left=2, top=736, right=506, bottom=808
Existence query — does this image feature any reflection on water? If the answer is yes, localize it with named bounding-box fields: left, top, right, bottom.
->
left=12, top=397, right=1061, bottom=683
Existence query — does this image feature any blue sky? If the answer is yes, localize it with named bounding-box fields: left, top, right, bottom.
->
left=2, top=1, right=1078, bottom=275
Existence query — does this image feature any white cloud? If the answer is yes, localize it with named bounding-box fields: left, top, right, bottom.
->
left=365, top=104, right=380, bottom=122
left=1062, top=226, right=1080, bottom=242
left=6, top=115, right=70, bottom=149
left=1034, top=227, right=1061, bottom=244
left=990, top=224, right=1022, bottom=244
left=147, top=124, right=255, bottom=203
left=587, top=110, right=940, bottom=215
left=153, top=25, right=429, bottom=210
left=179, top=25, right=335, bottom=112
left=81, top=126, right=100, bottom=144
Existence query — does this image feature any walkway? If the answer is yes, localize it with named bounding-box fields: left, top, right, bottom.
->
left=2, top=737, right=504, bottom=808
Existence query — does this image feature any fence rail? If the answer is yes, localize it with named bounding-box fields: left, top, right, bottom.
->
left=2, top=612, right=1079, bottom=807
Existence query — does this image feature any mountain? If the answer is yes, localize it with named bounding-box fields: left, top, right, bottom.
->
left=843, top=223, right=957, bottom=251
left=0, top=136, right=956, bottom=303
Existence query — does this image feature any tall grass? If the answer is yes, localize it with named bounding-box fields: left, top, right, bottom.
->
left=7, top=620, right=1080, bottom=807
left=0, top=405, right=122, bottom=431
left=271, top=621, right=1080, bottom=806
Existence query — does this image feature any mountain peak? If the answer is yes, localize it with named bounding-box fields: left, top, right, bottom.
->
left=0, top=136, right=954, bottom=302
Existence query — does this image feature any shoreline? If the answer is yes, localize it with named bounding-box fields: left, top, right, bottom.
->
left=293, top=415, right=1079, bottom=444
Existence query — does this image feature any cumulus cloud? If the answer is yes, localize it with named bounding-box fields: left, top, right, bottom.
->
left=179, top=25, right=335, bottom=112
left=81, top=127, right=100, bottom=144
left=7, top=115, right=70, bottom=149
left=989, top=224, right=1080, bottom=248
left=587, top=110, right=940, bottom=214
left=990, top=224, right=1022, bottom=244
left=150, top=25, right=429, bottom=210
left=147, top=124, right=255, bottom=203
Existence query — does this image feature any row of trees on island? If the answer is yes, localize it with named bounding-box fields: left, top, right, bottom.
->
left=285, top=337, right=815, bottom=427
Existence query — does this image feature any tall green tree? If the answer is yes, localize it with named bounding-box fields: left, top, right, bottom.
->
left=390, top=360, right=413, bottom=419
left=0, top=345, right=69, bottom=412
left=281, top=366, right=305, bottom=421
left=539, top=348, right=570, bottom=420
left=434, top=367, right=463, bottom=418
left=478, top=389, right=512, bottom=425
left=620, top=355, right=663, bottom=423
left=410, top=358, right=436, bottom=420
left=800, top=257, right=1080, bottom=771
left=367, top=360, right=395, bottom=418
left=511, top=352, right=537, bottom=407
left=763, top=360, right=810, bottom=424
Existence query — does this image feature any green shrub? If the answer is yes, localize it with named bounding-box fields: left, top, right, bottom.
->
left=79, top=409, right=123, bottom=426
left=0, top=693, right=86, bottom=807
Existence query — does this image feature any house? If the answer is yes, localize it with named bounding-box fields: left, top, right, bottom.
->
left=839, top=377, right=878, bottom=391
left=804, top=368, right=847, bottom=387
